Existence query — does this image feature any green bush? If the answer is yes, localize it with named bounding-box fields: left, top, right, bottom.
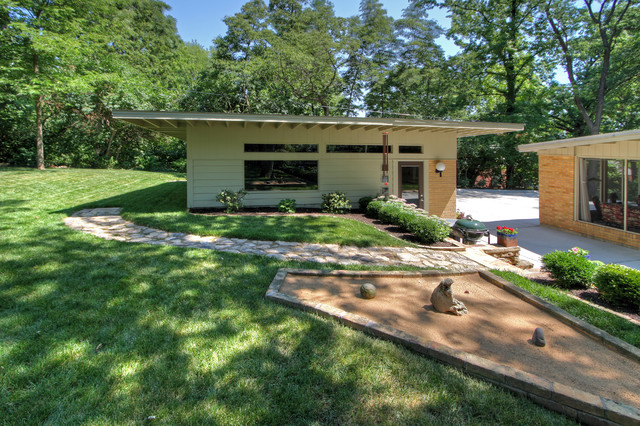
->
left=594, top=264, right=640, bottom=309
left=406, top=215, right=450, bottom=244
left=321, top=192, right=352, bottom=214
left=277, top=199, right=297, bottom=213
left=366, top=200, right=385, bottom=218
left=378, top=202, right=405, bottom=224
left=541, top=251, right=597, bottom=289
left=359, top=196, right=374, bottom=212
left=215, top=189, right=247, bottom=213
left=395, top=208, right=418, bottom=231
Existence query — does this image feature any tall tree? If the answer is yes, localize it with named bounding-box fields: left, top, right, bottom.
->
left=340, top=0, right=396, bottom=115
left=365, top=3, right=449, bottom=118
left=542, top=0, right=640, bottom=135
left=2, top=1, right=107, bottom=169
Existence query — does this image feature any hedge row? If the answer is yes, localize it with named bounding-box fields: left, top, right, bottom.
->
left=542, top=248, right=640, bottom=311
left=366, top=196, right=450, bottom=245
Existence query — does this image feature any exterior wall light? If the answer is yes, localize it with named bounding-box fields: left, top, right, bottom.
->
left=435, top=162, right=446, bottom=177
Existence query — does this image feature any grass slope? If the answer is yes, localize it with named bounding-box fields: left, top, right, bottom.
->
left=73, top=176, right=408, bottom=247
left=0, top=168, right=576, bottom=424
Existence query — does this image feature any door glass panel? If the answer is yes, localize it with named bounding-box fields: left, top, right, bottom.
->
left=401, top=166, right=420, bottom=207
left=627, top=160, right=640, bottom=233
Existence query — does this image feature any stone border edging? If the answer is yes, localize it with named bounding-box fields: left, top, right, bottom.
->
left=64, top=208, right=482, bottom=271
left=265, top=268, right=640, bottom=426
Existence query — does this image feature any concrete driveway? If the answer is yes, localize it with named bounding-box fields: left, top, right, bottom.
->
left=456, top=189, right=640, bottom=270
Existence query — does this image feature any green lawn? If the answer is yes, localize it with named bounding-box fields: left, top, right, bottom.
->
left=0, top=167, right=578, bottom=424
left=125, top=199, right=410, bottom=248
left=67, top=173, right=409, bottom=248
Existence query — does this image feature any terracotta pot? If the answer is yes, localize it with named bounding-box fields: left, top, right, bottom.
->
left=497, top=233, right=518, bottom=247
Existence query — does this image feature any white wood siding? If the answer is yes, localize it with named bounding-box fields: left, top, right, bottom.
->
left=576, top=140, right=640, bottom=159
left=186, top=122, right=457, bottom=208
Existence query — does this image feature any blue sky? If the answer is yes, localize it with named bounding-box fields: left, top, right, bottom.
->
left=163, top=0, right=459, bottom=56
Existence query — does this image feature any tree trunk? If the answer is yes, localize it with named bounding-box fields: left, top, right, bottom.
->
left=34, top=53, right=44, bottom=170
left=36, top=94, right=44, bottom=169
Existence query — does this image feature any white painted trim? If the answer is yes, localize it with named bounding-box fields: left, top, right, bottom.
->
left=518, top=129, right=640, bottom=152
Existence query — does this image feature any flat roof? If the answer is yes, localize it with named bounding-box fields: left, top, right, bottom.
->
left=518, top=129, right=640, bottom=153
left=113, top=110, right=525, bottom=140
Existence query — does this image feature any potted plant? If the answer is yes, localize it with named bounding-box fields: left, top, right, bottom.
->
left=496, top=226, right=518, bottom=247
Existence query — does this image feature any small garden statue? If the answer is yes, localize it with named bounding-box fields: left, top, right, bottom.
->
left=430, top=278, right=468, bottom=316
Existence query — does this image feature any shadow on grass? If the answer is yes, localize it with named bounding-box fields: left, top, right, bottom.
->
left=59, top=181, right=397, bottom=247
left=0, top=169, right=573, bottom=423
left=0, top=222, right=370, bottom=423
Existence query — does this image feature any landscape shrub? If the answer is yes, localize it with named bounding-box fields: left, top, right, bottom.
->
left=378, top=202, right=405, bottom=224
left=359, top=196, right=374, bottom=212
left=277, top=199, right=297, bottom=213
left=594, top=264, right=640, bottom=309
left=395, top=208, right=418, bottom=231
left=321, top=192, right=351, bottom=214
left=366, top=200, right=385, bottom=218
left=541, top=251, right=597, bottom=289
left=406, top=215, right=450, bottom=244
left=215, top=189, right=247, bottom=213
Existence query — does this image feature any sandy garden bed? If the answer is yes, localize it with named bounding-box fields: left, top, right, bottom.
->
left=267, top=269, right=640, bottom=423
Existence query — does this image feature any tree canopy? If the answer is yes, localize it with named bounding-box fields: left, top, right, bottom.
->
left=1, top=0, right=640, bottom=188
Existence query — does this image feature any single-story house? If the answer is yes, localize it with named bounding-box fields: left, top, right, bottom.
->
left=114, top=111, right=523, bottom=217
left=519, top=129, right=640, bottom=248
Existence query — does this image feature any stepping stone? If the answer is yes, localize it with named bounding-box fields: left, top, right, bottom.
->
left=532, top=327, right=546, bottom=347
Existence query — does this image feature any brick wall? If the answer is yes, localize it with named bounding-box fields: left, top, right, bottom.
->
left=429, top=159, right=456, bottom=218
left=538, top=154, right=640, bottom=248
left=539, top=155, right=575, bottom=228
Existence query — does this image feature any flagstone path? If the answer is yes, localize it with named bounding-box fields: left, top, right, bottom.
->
left=64, top=208, right=483, bottom=271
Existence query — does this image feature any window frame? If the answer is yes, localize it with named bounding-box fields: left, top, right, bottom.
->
left=577, top=157, right=640, bottom=234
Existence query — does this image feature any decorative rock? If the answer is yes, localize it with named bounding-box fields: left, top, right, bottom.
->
left=430, top=278, right=468, bottom=316
left=532, top=327, right=546, bottom=347
left=360, top=283, right=377, bottom=299
left=64, top=209, right=483, bottom=271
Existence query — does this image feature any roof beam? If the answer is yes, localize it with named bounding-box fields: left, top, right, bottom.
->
left=348, top=125, right=366, bottom=131
left=289, top=123, right=303, bottom=130
left=142, top=119, right=160, bottom=128
left=163, top=119, right=178, bottom=128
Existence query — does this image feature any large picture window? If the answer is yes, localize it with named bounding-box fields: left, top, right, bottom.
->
left=244, top=160, right=318, bottom=191
left=244, top=144, right=317, bottom=153
left=326, top=145, right=392, bottom=153
left=579, top=158, right=640, bottom=233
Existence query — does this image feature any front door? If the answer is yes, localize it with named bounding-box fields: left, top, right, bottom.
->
left=398, top=162, right=424, bottom=209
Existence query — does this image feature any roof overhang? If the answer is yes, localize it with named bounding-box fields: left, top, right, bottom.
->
left=518, top=129, right=640, bottom=153
left=113, top=110, right=524, bottom=141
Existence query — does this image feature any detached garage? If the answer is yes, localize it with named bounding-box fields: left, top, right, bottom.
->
left=519, top=129, right=640, bottom=248
left=114, top=111, right=523, bottom=217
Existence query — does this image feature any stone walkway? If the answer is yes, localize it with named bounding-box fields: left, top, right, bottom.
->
left=64, top=208, right=482, bottom=271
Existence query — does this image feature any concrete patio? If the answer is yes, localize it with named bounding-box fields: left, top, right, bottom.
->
left=457, top=189, right=640, bottom=270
